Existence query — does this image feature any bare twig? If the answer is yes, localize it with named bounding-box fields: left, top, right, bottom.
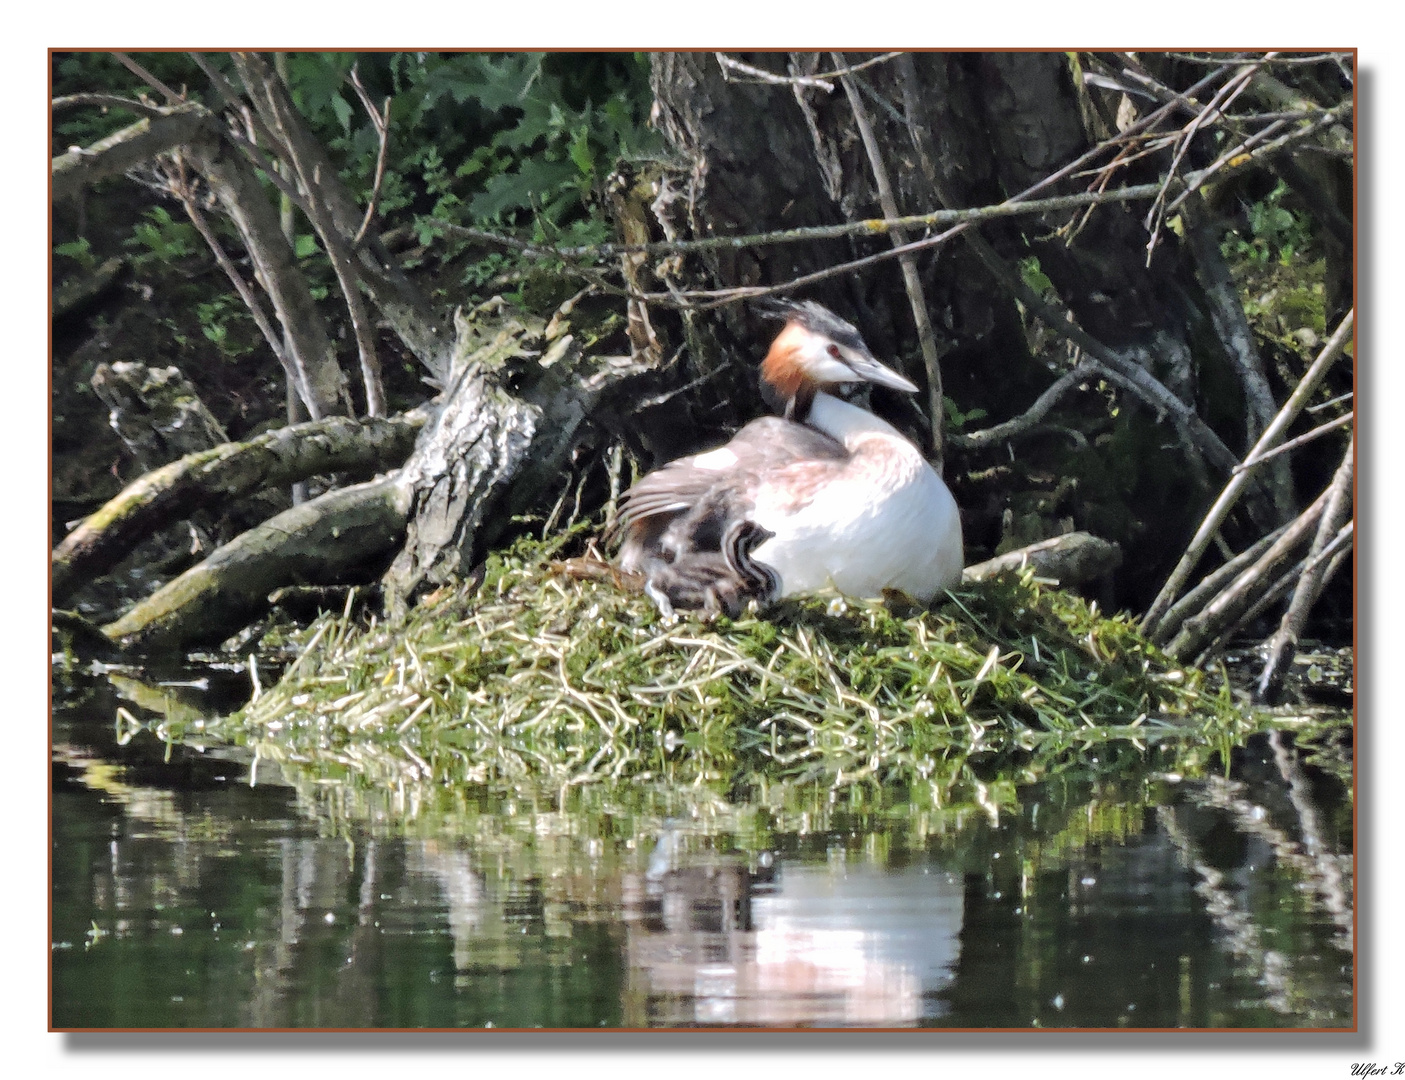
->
left=835, top=52, right=946, bottom=468
left=1144, top=56, right=1271, bottom=258
left=422, top=108, right=1339, bottom=283
left=1231, top=412, right=1353, bottom=475
left=788, top=54, right=843, bottom=201
left=111, top=51, right=183, bottom=105
left=1143, top=310, right=1354, bottom=635
left=1308, top=391, right=1353, bottom=414
left=953, top=225, right=1245, bottom=479
left=948, top=366, right=1094, bottom=450
left=52, top=92, right=168, bottom=116
left=1166, top=51, right=1352, bottom=67
left=716, top=53, right=833, bottom=93
left=1164, top=481, right=1336, bottom=662
left=1151, top=523, right=1290, bottom=646
left=1255, top=436, right=1353, bottom=702
left=428, top=98, right=1343, bottom=317
left=348, top=65, right=392, bottom=248
left=165, top=159, right=287, bottom=370
left=440, top=183, right=1176, bottom=264
left=1164, top=103, right=1351, bottom=217
left=1196, top=521, right=1352, bottom=666
left=716, top=51, right=902, bottom=93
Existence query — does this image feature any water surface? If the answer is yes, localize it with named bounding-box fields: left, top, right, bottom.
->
left=52, top=666, right=1353, bottom=1029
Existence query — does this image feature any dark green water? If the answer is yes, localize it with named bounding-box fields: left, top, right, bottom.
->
left=51, top=667, right=1353, bottom=1029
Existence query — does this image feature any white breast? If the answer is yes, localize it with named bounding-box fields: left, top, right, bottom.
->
left=748, top=395, right=964, bottom=603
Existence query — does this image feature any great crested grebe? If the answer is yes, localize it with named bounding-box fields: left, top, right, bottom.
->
left=615, top=300, right=963, bottom=615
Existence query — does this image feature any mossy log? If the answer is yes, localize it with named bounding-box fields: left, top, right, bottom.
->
left=91, top=304, right=654, bottom=654
left=52, top=413, right=425, bottom=606
left=962, top=531, right=1122, bottom=588
left=102, top=476, right=411, bottom=652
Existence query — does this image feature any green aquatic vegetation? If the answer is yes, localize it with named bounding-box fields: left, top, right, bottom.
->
left=197, top=531, right=1249, bottom=801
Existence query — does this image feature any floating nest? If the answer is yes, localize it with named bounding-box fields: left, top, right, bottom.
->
left=211, top=528, right=1246, bottom=795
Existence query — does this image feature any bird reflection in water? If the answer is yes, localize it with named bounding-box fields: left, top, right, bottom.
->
left=621, top=822, right=963, bottom=1027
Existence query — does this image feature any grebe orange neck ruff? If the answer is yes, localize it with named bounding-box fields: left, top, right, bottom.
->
left=615, top=300, right=963, bottom=615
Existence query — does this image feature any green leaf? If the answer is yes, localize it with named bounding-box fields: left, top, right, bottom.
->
left=330, top=93, right=353, bottom=135
left=568, top=126, right=594, bottom=176
left=54, top=238, right=97, bottom=270
left=1018, top=256, right=1054, bottom=296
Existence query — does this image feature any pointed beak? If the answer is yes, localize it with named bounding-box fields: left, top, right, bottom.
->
left=844, top=350, right=920, bottom=394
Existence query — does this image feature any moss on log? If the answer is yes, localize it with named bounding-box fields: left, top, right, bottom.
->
left=101, top=476, right=412, bottom=652
left=53, top=413, right=424, bottom=605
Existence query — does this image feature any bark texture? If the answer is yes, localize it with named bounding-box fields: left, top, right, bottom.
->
left=53, top=413, right=425, bottom=605
left=102, top=476, right=411, bottom=651
left=90, top=361, right=230, bottom=472
left=52, top=107, right=215, bottom=201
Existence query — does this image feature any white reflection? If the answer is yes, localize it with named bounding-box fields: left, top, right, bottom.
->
left=624, top=860, right=963, bottom=1027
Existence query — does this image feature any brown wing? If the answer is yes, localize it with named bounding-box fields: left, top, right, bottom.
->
left=614, top=417, right=848, bottom=571
left=617, top=418, right=846, bottom=530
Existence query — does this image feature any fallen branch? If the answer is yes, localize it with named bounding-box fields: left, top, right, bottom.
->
left=53, top=413, right=425, bottom=605
left=347, top=64, right=392, bottom=247
left=52, top=106, right=214, bottom=201
left=1143, top=310, right=1354, bottom=635
left=962, top=532, right=1122, bottom=589
left=102, top=476, right=411, bottom=652
left=948, top=366, right=1093, bottom=450
left=1254, top=436, right=1354, bottom=702
left=1147, top=523, right=1289, bottom=647
left=1194, top=523, right=1352, bottom=667
left=1163, top=481, right=1336, bottom=663
left=956, top=226, right=1245, bottom=480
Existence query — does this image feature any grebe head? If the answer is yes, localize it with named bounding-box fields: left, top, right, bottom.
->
left=758, top=300, right=918, bottom=419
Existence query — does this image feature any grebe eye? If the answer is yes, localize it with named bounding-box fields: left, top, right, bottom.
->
left=827, top=344, right=841, bottom=358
